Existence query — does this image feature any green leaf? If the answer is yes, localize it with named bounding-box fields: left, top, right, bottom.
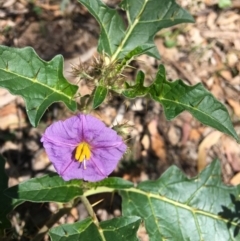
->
left=89, top=177, right=134, bottom=189
left=0, top=45, right=78, bottom=127
left=77, top=0, right=126, bottom=59
left=78, top=0, right=194, bottom=60
left=122, top=65, right=239, bottom=141
left=150, top=65, right=239, bottom=142
left=122, top=71, right=148, bottom=98
left=0, top=155, right=22, bottom=233
left=93, top=85, right=108, bottom=108
left=118, top=45, right=154, bottom=71
left=100, top=216, right=141, bottom=241
left=120, top=160, right=240, bottom=240
left=4, top=174, right=83, bottom=203
left=49, top=216, right=141, bottom=241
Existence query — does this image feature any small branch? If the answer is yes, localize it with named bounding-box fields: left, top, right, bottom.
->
left=80, top=195, right=107, bottom=241
left=32, top=195, right=108, bottom=241
left=80, top=195, right=97, bottom=221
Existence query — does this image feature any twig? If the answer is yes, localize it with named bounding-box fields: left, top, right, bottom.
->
left=80, top=195, right=107, bottom=241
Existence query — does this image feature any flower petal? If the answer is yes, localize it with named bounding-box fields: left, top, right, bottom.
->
left=41, top=114, right=127, bottom=182
left=42, top=138, right=75, bottom=175
left=41, top=115, right=85, bottom=145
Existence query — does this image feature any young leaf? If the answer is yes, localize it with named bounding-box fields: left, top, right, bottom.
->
left=150, top=65, right=239, bottom=142
left=49, top=216, right=141, bottom=241
left=0, top=155, right=23, bottom=233
left=4, top=174, right=83, bottom=203
left=0, top=46, right=78, bottom=127
left=93, top=85, right=108, bottom=108
left=120, top=160, right=240, bottom=240
left=78, top=0, right=194, bottom=60
left=118, top=45, right=155, bottom=71
left=122, top=71, right=148, bottom=98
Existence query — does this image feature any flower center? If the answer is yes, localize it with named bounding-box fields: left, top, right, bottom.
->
left=75, top=142, right=91, bottom=169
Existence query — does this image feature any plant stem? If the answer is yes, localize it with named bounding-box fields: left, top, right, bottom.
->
left=80, top=195, right=97, bottom=221
left=84, top=187, right=114, bottom=197
left=80, top=195, right=107, bottom=241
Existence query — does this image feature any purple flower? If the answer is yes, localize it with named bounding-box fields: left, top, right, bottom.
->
left=41, top=114, right=127, bottom=182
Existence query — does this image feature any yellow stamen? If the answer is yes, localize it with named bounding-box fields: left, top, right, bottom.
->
left=75, top=142, right=91, bottom=169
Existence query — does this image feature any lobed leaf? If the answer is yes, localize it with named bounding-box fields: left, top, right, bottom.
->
left=77, top=0, right=126, bottom=59
left=120, top=160, right=240, bottom=241
left=150, top=65, right=239, bottom=142
left=49, top=216, right=141, bottom=241
left=78, top=0, right=194, bottom=61
left=0, top=45, right=78, bottom=127
left=123, top=65, right=239, bottom=142
left=4, top=174, right=83, bottom=203
left=0, top=155, right=23, bottom=233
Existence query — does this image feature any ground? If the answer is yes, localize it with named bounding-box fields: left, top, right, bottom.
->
left=0, top=0, right=240, bottom=240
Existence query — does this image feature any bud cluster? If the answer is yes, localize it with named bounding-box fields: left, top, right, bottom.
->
left=71, top=54, right=125, bottom=94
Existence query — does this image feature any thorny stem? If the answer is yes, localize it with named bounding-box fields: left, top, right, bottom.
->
left=80, top=195, right=96, bottom=220
left=32, top=196, right=107, bottom=241
left=80, top=195, right=107, bottom=241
